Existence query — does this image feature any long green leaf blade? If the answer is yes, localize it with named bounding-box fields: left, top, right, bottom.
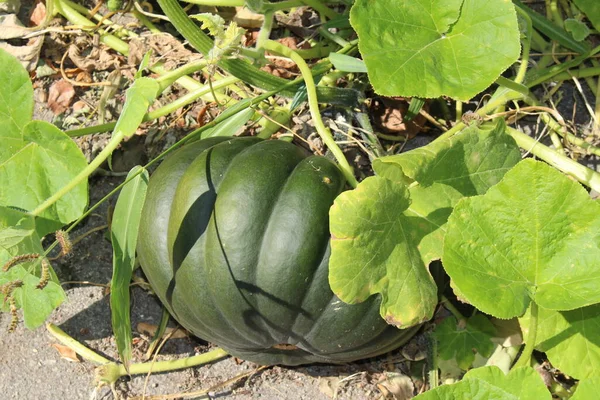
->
left=110, top=166, right=149, bottom=371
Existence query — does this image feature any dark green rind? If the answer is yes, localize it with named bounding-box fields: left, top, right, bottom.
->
left=138, top=138, right=417, bottom=366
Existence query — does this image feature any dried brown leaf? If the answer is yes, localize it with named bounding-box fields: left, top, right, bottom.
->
left=378, top=373, right=414, bottom=400
left=0, top=14, right=29, bottom=39
left=318, top=377, right=340, bottom=398
left=234, top=7, right=264, bottom=29
left=47, top=79, right=75, bottom=115
left=0, top=35, right=43, bottom=71
left=51, top=343, right=80, bottom=362
left=127, top=34, right=201, bottom=70
left=29, top=1, right=46, bottom=27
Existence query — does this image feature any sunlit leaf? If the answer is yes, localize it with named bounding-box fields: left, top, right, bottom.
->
left=444, top=159, right=600, bottom=319
left=350, top=0, right=521, bottom=100
left=413, top=366, right=550, bottom=399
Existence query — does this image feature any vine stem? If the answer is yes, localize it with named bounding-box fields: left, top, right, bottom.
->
left=513, top=302, right=538, bottom=368
left=507, top=127, right=600, bottom=192
left=263, top=40, right=358, bottom=187
left=301, top=0, right=338, bottom=20
left=440, top=295, right=467, bottom=327
left=96, top=348, right=229, bottom=385
left=46, top=323, right=229, bottom=385
left=47, top=323, right=111, bottom=364
left=434, top=88, right=524, bottom=142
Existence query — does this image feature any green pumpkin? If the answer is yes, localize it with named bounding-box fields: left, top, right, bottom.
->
left=137, top=137, right=417, bottom=365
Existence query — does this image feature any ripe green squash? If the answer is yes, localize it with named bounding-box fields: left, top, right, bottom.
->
left=137, top=137, right=417, bottom=365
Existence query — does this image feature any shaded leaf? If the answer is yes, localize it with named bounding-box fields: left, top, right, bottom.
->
left=444, top=159, right=600, bottom=319
left=110, top=166, right=149, bottom=370
left=373, top=122, right=521, bottom=193
left=564, top=19, right=590, bottom=42
left=350, top=0, right=521, bottom=100
left=413, top=366, right=550, bottom=399
left=436, top=314, right=496, bottom=370
left=519, top=304, right=600, bottom=379
left=573, top=0, right=600, bottom=31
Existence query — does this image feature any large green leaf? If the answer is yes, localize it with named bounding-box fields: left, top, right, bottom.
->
left=519, top=304, right=600, bottom=379
left=0, top=121, right=88, bottom=234
left=443, top=159, right=600, bottom=319
left=572, top=377, right=600, bottom=399
left=330, top=123, right=520, bottom=327
left=0, top=48, right=33, bottom=161
left=0, top=207, right=65, bottom=329
left=350, top=0, right=521, bottom=100
left=573, top=0, right=600, bottom=31
left=110, top=166, right=149, bottom=371
left=373, top=122, right=522, bottom=193
left=435, top=314, right=496, bottom=370
left=414, top=366, right=550, bottom=399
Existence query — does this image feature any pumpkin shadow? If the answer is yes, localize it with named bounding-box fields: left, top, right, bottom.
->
left=212, top=208, right=316, bottom=348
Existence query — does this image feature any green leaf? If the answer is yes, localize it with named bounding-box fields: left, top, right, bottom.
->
left=110, top=166, right=149, bottom=371
left=329, top=53, right=367, bottom=73
left=350, top=0, right=521, bottom=100
left=573, top=0, right=600, bottom=32
left=329, top=176, right=438, bottom=327
left=0, top=48, right=33, bottom=161
left=436, top=314, right=496, bottom=370
left=443, top=159, right=600, bottom=319
left=330, top=122, right=520, bottom=327
left=413, top=366, right=550, bottom=399
left=114, top=77, right=159, bottom=139
left=202, top=108, right=254, bottom=138
left=1, top=265, right=65, bottom=329
left=0, top=121, right=89, bottom=235
left=572, top=377, right=600, bottom=399
left=375, top=121, right=521, bottom=261
left=373, top=122, right=521, bottom=193
left=0, top=207, right=65, bottom=329
left=564, top=19, right=590, bottom=41
left=519, top=304, right=600, bottom=379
